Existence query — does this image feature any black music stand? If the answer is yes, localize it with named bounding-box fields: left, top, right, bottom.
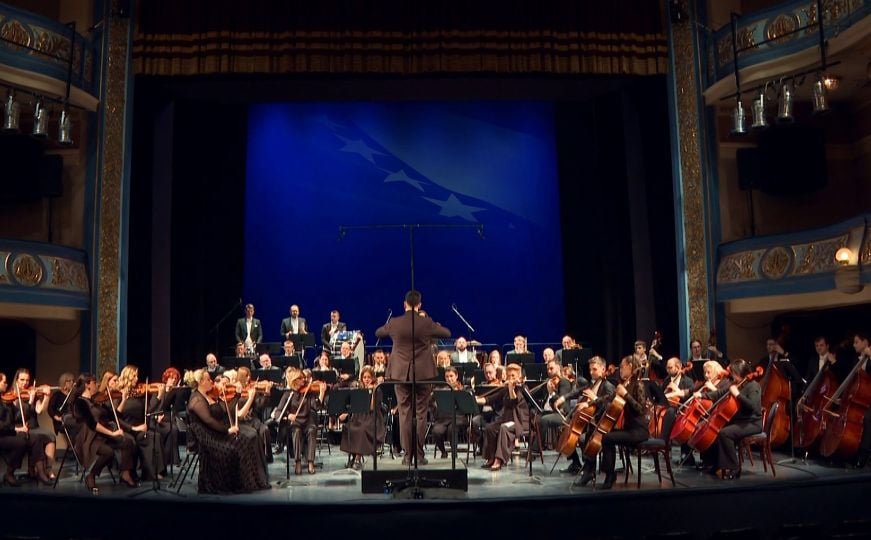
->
left=518, top=385, right=545, bottom=480
left=523, top=364, right=547, bottom=381
left=312, top=370, right=338, bottom=385
left=432, top=390, right=477, bottom=468
left=252, top=369, right=283, bottom=384
left=332, top=358, right=357, bottom=378
left=226, top=356, right=252, bottom=370
left=453, top=364, right=477, bottom=382
left=506, top=352, right=535, bottom=365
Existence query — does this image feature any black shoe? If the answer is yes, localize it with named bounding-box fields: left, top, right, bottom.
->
left=578, top=469, right=595, bottom=487
left=855, top=452, right=869, bottom=469
left=599, top=473, right=616, bottom=490
left=440, top=451, right=448, bottom=459
left=560, top=464, right=581, bottom=475
left=3, top=473, right=21, bottom=487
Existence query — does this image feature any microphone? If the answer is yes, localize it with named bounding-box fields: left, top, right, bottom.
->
left=451, top=303, right=457, bottom=311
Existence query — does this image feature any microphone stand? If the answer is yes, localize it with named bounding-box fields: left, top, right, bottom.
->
left=209, top=298, right=243, bottom=355
left=374, top=309, right=392, bottom=348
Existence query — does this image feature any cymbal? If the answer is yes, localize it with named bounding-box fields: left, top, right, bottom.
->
left=468, top=340, right=482, bottom=347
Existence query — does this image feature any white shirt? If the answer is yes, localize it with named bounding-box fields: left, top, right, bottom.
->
left=245, top=318, right=254, bottom=348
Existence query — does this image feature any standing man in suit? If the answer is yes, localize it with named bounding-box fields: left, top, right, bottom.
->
left=280, top=304, right=307, bottom=340
left=375, top=290, right=450, bottom=465
left=321, top=310, right=347, bottom=351
left=235, top=304, right=262, bottom=353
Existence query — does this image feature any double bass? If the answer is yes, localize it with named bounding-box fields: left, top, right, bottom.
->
left=793, top=356, right=839, bottom=449
left=689, top=366, right=764, bottom=453
left=818, top=354, right=871, bottom=459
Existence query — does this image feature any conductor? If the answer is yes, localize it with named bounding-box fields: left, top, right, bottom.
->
left=375, top=290, right=450, bottom=465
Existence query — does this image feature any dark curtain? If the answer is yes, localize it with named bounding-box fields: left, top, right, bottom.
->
left=134, top=0, right=667, bottom=77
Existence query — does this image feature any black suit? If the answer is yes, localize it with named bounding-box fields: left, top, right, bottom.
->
left=280, top=317, right=307, bottom=338
left=375, top=310, right=450, bottom=459
left=538, top=377, right=575, bottom=447
left=567, top=377, right=615, bottom=468
left=235, top=317, right=263, bottom=346
left=321, top=321, right=347, bottom=349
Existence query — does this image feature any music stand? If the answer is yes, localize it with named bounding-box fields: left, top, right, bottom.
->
left=225, top=356, right=250, bottom=370
left=312, top=370, right=338, bottom=385
left=252, top=369, right=283, bottom=384
left=506, top=352, right=535, bottom=365
left=332, top=358, right=357, bottom=378
left=518, top=385, right=545, bottom=480
left=128, top=391, right=185, bottom=499
left=453, top=364, right=476, bottom=382
left=433, top=390, right=477, bottom=468
left=524, top=364, right=547, bottom=381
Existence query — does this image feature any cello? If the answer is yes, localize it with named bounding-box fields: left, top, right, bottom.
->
left=556, top=401, right=597, bottom=458
left=689, top=366, right=765, bottom=453
left=818, top=353, right=871, bottom=459
left=793, top=355, right=839, bottom=449
left=583, top=367, right=635, bottom=460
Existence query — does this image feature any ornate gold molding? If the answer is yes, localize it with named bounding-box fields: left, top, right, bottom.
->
left=718, top=234, right=849, bottom=286
left=95, top=2, right=130, bottom=378
left=0, top=247, right=88, bottom=294
left=671, top=0, right=710, bottom=344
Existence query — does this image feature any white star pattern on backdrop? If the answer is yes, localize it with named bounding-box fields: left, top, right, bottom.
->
left=335, top=135, right=385, bottom=163
left=381, top=169, right=425, bottom=191
left=423, top=194, right=486, bottom=222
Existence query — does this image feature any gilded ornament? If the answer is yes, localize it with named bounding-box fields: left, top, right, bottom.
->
left=765, top=13, right=801, bottom=45
left=0, top=19, right=31, bottom=50
left=12, top=254, right=45, bottom=287
left=861, top=227, right=871, bottom=266
left=793, top=237, right=845, bottom=275
left=736, top=26, right=756, bottom=53
left=51, top=258, right=89, bottom=292
left=760, top=246, right=792, bottom=279
left=717, top=252, right=759, bottom=283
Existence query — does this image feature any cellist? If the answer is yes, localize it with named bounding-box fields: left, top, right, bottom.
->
left=580, top=355, right=648, bottom=490
left=553, top=355, right=613, bottom=475
left=692, top=358, right=761, bottom=480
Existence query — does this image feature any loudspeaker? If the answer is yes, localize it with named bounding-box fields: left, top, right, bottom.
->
left=361, top=468, right=468, bottom=494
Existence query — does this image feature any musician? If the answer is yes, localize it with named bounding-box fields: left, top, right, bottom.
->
left=450, top=337, right=477, bottom=365
left=488, top=349, right=503, bottom=367
left=694, top=358, right=762, bottom=479
left=234, top=342, right=248, bottom=358
left=185, top=369, right=269, bottom=493
left=205, top=353, right=225, bottom=378
left=471, top=362, right=501, bottom=451
left=542, top=348, right=556, bottom=363
left=0, top=372, right=28, bottom=487
left=581, top=355, right=648, bottom=489
left=663, top=357, right=695, bottom=402
left=339, top=366, right=385, bottom=469
left=371, top=349, right=388, bottom=378
left=236, top=366, right=274, bottom=463
left=156, top=367, right=183, bottom=472
left=555, top=335, right=580, bottom=362
left=321, top=309, right=347, bottom=350
left=436, top=350, right=452, bottom=369
left=635, top=339, right=665, bottom=379
left=272, top=367, right=326, bottom=474
left=507, top=335, right=528, bottom=355
left=376, top=290, right=451, bottom=465
left=117, top=365, right=165, bottom=481
left=46, top=372, right=75, bottom=435
left=258, top=354, right=279, bottom=371
left=538, top=360, right=574, bottom=448
left=11, top=369, right=57, bottom=484
left=70, top=373, right=137, bottom=493
left=280, top=304, right=307, bottom=339
left=431, top=367, right=466, bottom=459
left=805, top=336, right=840, bottom=383
left=234, top=303, right=263, bottom=352
left=476, top=363, right=529, bottom=471
left=853, top=332, right=871, bottom=468
left=554, top=356, right=613, bottom=474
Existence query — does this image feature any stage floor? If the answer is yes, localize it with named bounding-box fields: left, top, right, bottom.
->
left=3, top=445, right=871, bottom=539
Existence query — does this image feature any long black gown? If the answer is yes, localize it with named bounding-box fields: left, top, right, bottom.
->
left=340, top=387, right=385, bottom=457
left=186, top=390, right=269, bottom=494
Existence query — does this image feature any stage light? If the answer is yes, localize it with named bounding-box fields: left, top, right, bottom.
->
left=777, top=82, right=794, bottom=123
left=2, top=89, right=20, bottom=132
left=730, top=99, right=747, bottom=135
left=58, top=107, right=73, bottom=145
left=823, top=75, right=840, bottom=91
left=751, top=88, right=768, bottom=130
left=835, top=247, right=852, bottom=265
left=834, top=248, right=862, bottom=294
left=812, top=75, right=829, bottom=114
left=32, top=98, right=48, bottom=138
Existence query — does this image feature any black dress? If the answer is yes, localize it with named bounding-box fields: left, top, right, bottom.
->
left=119, top=394, right=165, bottom=480
left=340, top=387, right=385, bottom=457
left=186, top=390, right=269, bottom=494
left=0, top=402, right=27, bottom=471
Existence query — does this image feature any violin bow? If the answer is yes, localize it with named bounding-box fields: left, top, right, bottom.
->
left=15, top=383, right=28, bottom=439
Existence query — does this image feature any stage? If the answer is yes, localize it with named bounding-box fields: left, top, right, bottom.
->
left=2, top=445, right=870, bottom=539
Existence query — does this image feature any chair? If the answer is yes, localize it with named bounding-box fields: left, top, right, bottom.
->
left=624, top=407, right=677, bottom=488
left=171, top=428, right=199, bottom=493
left=52, top=423, right=83, bottom=489
left=738, top=401, right=778, bottom=478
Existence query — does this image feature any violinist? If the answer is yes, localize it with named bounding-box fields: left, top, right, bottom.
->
left=488, top=349, right=503, bottom=367
left=11, top=369, right=57, bottom=484
left=339, top=366, right=385, bottom=469
left=371, top=349, right=388, bottom=378
left=116, top=365, right=165, bottom=481
left=430, top=367, right=465, bottom=459
left=235, top=366, right=274, bottom=463
left=155, top=367, right=183, bottom=471
left=475, top=363, right=529, bottom=471
left=471, top=362, right=501, bottom=452
left=580, top=355, right=648, bottom=489
left=70, top=373, right=137, bottom=492
left=0, top=372, right=28, bottom=487
left=184, top=369, right=269, bottom=493
left=692, top=358, right=762, bottom=479
left=538, top=360, right=575, bottom=448
left=271, top=367, right=326, bottom=475
left=46, top=372, right=75, bottom=435
left=436, top=350, right=452, bottom=369
left=553, top=356, right=612, bottom=475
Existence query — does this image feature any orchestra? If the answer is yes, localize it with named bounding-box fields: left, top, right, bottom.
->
left=4, top=298, right=869, bottom=496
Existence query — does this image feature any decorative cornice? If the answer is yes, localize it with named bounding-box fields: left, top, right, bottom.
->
left=0, top=242, right=89, bottom=307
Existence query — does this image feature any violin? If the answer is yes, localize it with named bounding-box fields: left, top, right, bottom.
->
left=1, top=385, right=56, bottom=403
left=297, top=380, right=326, bottom=395
left=93, top=390, right=123, bottom=404
left=130, top=382, right=163, bottom=397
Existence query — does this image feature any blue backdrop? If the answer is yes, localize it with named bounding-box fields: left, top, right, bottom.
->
left=243, top=101, right=565, bottom=347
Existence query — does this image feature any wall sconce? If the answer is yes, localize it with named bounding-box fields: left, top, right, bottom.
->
left=777, top=81, right=794, bottom=123
left=3, top=89, right=20, bottom=132
left=834, top=247, right=862, bottom=294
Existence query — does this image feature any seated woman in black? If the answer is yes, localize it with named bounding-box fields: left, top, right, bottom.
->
left=0, top=372, right=28, bottom=486
left=271, top=367, right=326, bottom=475
left=184, top=368, right=269, bottom=494
left=339, top=366, right=385, bottom=469
left=70, top=373, right=137, bottom=493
